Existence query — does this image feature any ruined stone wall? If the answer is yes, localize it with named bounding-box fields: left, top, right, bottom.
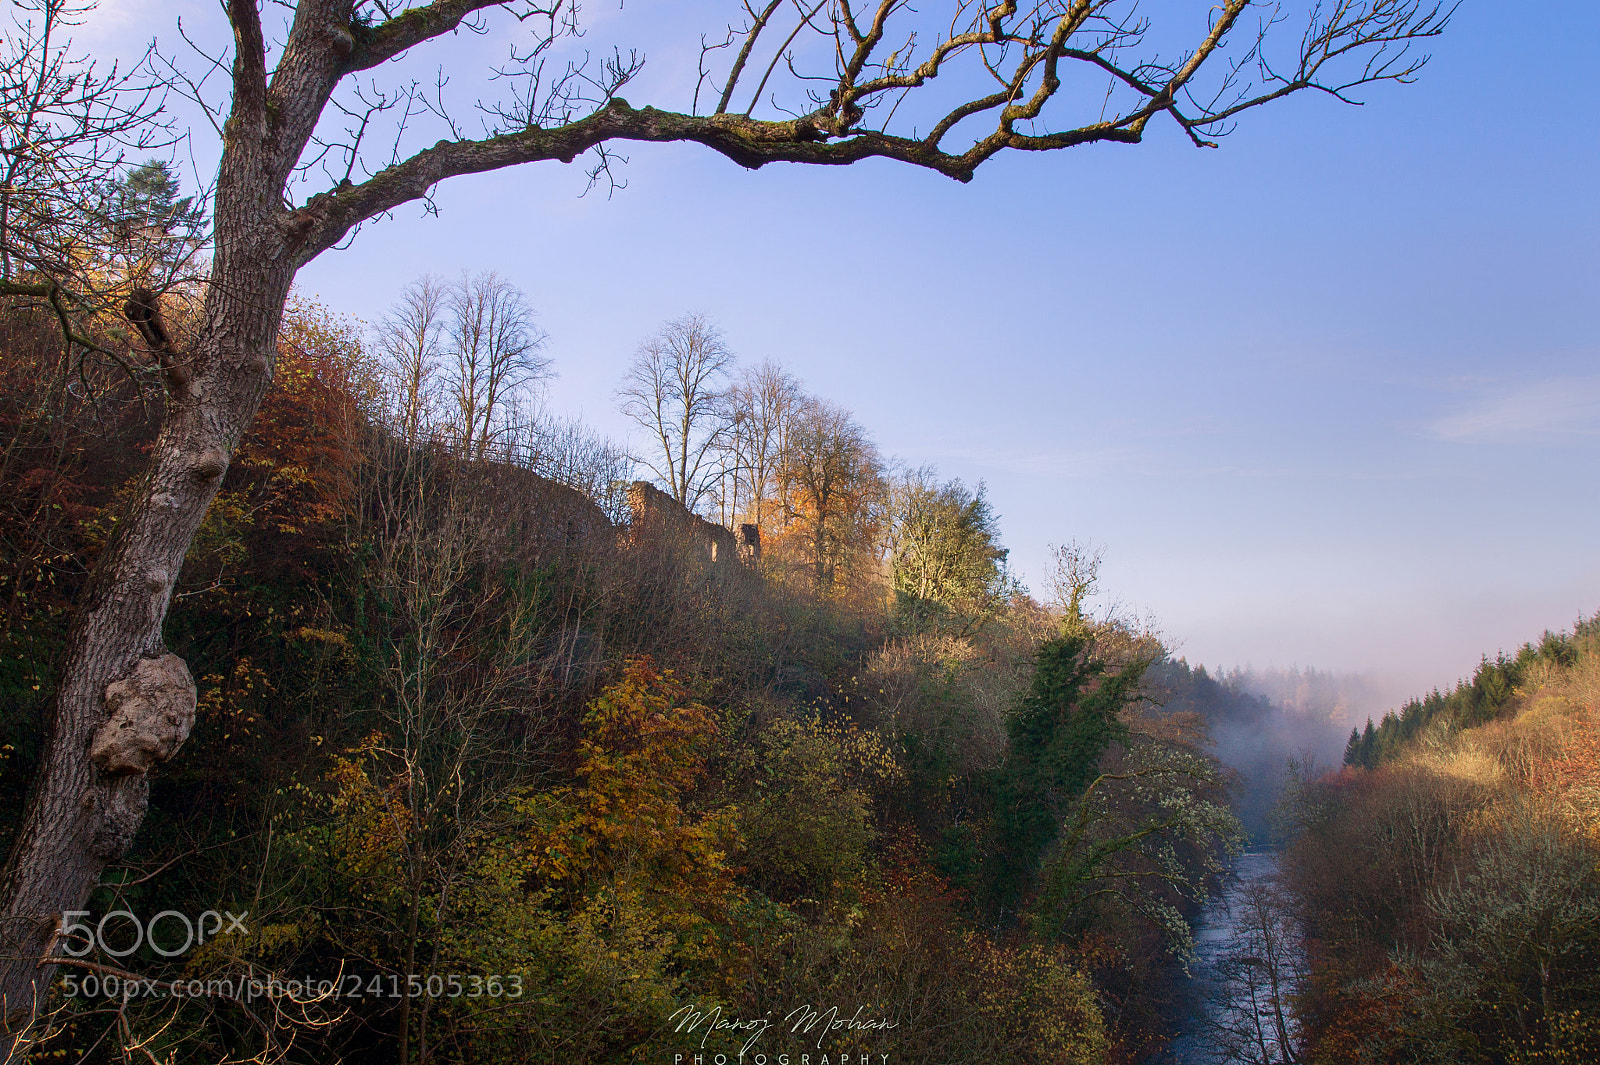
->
left=737, top=523, right=761, bottom=563
left=462, top=462, right=614, bottom=562
left=626, top=481, right=743, bottom=566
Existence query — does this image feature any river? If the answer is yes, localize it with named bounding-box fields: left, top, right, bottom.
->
left=1163, top=849, right=1303, bottom=1065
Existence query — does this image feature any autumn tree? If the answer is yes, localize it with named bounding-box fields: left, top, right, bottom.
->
left=432, top=660, right=741, bottom=1061
left=229, top=295, right=376, bottom=560
left=616, top=314, right=736, bottom=509
left=0, top=0, right=1455, bottom=1043
left=776, top=397, right=886, bottom=589
left=339, top=445, right=551, bottom=1065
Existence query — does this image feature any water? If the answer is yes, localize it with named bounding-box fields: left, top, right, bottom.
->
left=1164, top=850, right=1301, bottom=1065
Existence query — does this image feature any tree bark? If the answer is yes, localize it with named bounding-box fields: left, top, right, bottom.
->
left=0, top=167, right=296, bottom=1053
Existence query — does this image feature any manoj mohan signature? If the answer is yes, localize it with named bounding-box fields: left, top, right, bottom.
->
left=670, top=1002, right=898, bottom=1055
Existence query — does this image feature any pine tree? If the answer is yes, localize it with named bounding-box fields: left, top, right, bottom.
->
left=102, top=159, right=204, bottom=278
left=109, top=160, right=198, bottom=233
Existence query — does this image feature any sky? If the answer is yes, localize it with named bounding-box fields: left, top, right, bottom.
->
left=76, top=1, right=1600, bottom=708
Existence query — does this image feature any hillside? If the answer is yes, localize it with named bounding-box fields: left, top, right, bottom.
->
left=1, top=299, right=1245, bottom=1064
left=1281, top=619, right=1600, bottom=1064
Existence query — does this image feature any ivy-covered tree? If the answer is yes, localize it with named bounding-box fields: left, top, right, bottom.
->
left=988, top=629, right=1145, bottom=905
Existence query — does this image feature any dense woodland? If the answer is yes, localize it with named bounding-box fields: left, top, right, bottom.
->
left=0, top=0, right=1489, bottom=1057
left=6, top=159, right=1597, bottom=1065
left=1270, top=619, right=1600, bottom=1065
left=0, top=177, right=1266, bottom=1062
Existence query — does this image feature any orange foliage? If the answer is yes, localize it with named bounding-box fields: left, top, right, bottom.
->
left=1303, top=961, right=1425, bottom=1065
left=1546, top=707, right=1600, bottom=836
left=0, top=308, right=150, bottom=625
left=521, top=658, right=740, bottom=914
left=769, top=399, right=886, bottom=590
left=229, top=296, right=375, bottom=555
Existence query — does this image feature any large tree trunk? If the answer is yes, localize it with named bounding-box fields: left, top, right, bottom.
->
left=0, top=1, right=339, bottom=1046
left=0, top=200, right=294, bottom=1048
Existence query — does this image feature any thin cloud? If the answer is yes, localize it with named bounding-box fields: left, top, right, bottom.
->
left=1428, top=376, right=1600, bottom=443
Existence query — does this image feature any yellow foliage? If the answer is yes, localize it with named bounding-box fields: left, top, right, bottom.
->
left=196, top=657, right=275, bottom=743
left=1506, top=1009, right=1600, bottom=1065
left=431, top=662, right=753, bottom=1061
left=308, top=737, right=410, bottom=903
left=961, top=933, right=1109, bottom=1065
left=519, top=658, right=741, bottom=913
left=736, top=716, right=900, bottom=907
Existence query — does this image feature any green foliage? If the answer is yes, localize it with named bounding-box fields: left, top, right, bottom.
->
left=989, top=631, right=1146, bottom=904
left=1351, top=623, right=1599, bottom=768
left=107, top=160, right=202, bottom=236
left=0, top=281, right=1235, bottom=1064
left=100, top=158, right=207, bottom=279
left=890, top=472, right=1014, bottom=634
left=1402, top=818, right=1600, bottom=1064
left=734, top=715, right=898, bottom=907
left=1289, top=614, right=1600, bottom=1065
left=1027, top=738, right=1241, bottom=953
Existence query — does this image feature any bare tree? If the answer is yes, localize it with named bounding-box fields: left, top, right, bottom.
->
left=1204, top=877, right=1307, bottom=1065
left=358, top=438, right=551, bottom=1065
left=511, top=410, right=636, bottom=523
left=0, top=0, right=1455, bottom=1045
left=1045, top=539, right=1104, bottom=634
left=616, top=313, right=737, bottom=508
left=0, top=1, right=172, bottom=282
left=376, top=273, right=447, bottom=446
left=377, top=272, right=550, bottom=455
left=445, top=270, right=550, bottom=460
left=0, top=0, right=183, bottom=380
left=723, top=357, right=803, bottom=530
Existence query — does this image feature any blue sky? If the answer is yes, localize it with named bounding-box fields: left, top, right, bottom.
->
left=84, top=2, right=1599, bottom=704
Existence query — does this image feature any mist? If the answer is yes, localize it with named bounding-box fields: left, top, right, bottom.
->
left=1147, top=661, right=1396, bottom=843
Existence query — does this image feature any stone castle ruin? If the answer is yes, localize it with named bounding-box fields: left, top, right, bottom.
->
left=486, top=470, right=757, bottom=571
left=624, top=480, right=744, bottom=566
